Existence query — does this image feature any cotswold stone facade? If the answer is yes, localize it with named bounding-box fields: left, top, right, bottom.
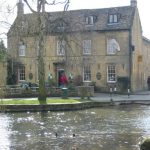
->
left=7, top=0, right=150, bottom=92
left=0, top=62, right=7, bottom=86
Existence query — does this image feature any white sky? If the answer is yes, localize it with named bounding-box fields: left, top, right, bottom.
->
left=0, top=0, right=150, bottom=45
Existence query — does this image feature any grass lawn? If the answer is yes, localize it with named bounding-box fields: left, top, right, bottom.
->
left=0, top=98, right=84, bottom=105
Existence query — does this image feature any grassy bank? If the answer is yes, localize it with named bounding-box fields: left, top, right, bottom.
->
left=0, top=98, right=82, bottom=105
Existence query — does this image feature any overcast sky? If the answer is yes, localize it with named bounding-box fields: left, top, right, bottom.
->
left=0, top=0, right=150, bottom=45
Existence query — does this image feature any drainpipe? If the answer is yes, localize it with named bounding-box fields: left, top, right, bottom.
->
left=129, top=29, right=133, bottom=92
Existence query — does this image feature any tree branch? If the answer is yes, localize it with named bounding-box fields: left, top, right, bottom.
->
left=0, top=21, right=11, bottom=26
left=0, top=32, right=7, bottom=36
left=64, top=0, right=69, bottom=11
left=45, top=0, right=69, bottom=6
left=37, top=0, right=42, bottom=12
left=23, top=0, right=37, bottom=13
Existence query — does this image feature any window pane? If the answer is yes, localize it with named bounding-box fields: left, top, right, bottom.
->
left=89, top=16, right=94, bottom=24
left=83, top=65, right=91, bottom=81
left=19, top=66, right=25, bottom=81
left=109, top=15, right=113, bottom=23
left=86, top=16, right=94, bottom=25
left=19, top=45, right=26, bottom=56
left=107, top=65, right=116, bottom=82
left=57, top=40, right=65, bottom=55
left=83, top=40, right=91, bottom=54
left=109, top=14, right=118, bottom=23
left=107, top=39, right=120, bottom=54
left=114, top=15, right=118, bottom=23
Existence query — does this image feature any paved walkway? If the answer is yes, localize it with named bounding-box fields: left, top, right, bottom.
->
left=1, top=90, right=150, bottom=112
left=91, top=90, right=150, bottom=102
left=2, top=90, right=150, bottom=103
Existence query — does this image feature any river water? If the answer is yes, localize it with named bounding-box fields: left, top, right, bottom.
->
left=0, top=105, right=150, bottom=150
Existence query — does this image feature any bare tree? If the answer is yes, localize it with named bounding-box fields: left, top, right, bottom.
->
left=22, top=0, right=70, bottom=103
left=0, top=0, right=16, bottom=42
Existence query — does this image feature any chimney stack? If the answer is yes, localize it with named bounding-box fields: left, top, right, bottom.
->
left=17, top=0, right=24, bottom=16
left=131, top=0, right=137, bottom=7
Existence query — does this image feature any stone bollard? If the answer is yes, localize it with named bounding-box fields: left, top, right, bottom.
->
left=140, top=138, right=150, bottom=150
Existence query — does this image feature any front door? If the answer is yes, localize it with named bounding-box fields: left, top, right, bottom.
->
left=58, top=69, right=64, bottom=87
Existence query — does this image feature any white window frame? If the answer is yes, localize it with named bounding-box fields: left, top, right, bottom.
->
left=83, top=65, right=91, bottom=82
left=107, top=39, right=120, bottom=55
left=107, top=39, right=116, bottom=55
left=86, top=16, right=94, bottom=25
left=57, top=40, right=65, bottom=55
left=107, top=65, right=116, bottom=83
left=83, top=40, right=91, bottom=55
left=19, top=42, right=26, bottom=56
left=108, top=14, right=118, bottom=23
left=57, top=22, right=65, bottom=31
left=18, top=66, right=25, bottom=81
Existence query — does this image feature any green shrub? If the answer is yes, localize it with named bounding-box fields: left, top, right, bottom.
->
left=73, top=75, right=83, bottom=86
left=117, top=76, right=130, bottom=92
left=140, top=138, right=150, bottom=150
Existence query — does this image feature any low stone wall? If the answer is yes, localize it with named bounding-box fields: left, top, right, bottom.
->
left=2, top=86, right=95, bottom=99
left=1, top=100, right=150, bottom=113
left=77, top=86, right=94, bottom=98
left=3, top=87, right=78, bottom=98
left=0, top=101, right=112, bottom=113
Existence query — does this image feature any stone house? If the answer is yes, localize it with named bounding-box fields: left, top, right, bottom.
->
left=7, top=0, right=150, bottom=92
left=0, top=41, right=7, bottom=87
left=0, top=62, right=7, bottom=86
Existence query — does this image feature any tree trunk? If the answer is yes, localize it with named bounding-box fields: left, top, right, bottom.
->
left=22, top=0, right=70, bottom=103
left=37, top=13, right=46, bottom=103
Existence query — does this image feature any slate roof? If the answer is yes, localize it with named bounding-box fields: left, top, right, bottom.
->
left=143, top=36, right=150, bottom=44
left=48, top=6, right=135, bottom=32
left=8, top=6, right=136, bottom=36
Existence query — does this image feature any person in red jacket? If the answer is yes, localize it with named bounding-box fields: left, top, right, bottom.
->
left=59, top=72, right=68, bottom=87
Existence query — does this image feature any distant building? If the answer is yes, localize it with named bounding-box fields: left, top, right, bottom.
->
left=7, top=0, right=150, bottom=92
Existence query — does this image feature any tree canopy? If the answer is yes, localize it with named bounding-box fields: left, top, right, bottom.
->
left=0, top=40, right=6, bottom=61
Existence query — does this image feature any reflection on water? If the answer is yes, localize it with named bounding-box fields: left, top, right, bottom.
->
left=0, top=105, right=150, bottom=150
left=0, top=114, right=11, bottom=150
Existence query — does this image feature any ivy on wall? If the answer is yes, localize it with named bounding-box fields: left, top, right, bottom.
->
left=117, top=76, right=130, bottom=91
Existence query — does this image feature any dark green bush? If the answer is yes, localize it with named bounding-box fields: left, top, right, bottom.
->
left=140, top=138, right=150, bottom=150
left=117, top=76, right=130, bottom=92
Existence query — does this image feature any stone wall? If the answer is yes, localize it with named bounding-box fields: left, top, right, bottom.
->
left=0, top=62, right=7, bottom=86
left=0, top=102, right=113, bottom=112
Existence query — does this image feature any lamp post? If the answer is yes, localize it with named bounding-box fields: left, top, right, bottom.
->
left=48, top=73, right=53, bottom=96
left=110, top=86, right=113, bottom=102
left=69, top=73, right=73, bottom=87
left=48, top=73, right=53, bottom=84
left=48, top=73, right=53, bottom=79
left=114, top=85, right=117, bottom=94
left=127, top=87, right=130, bottom=98
left=69, top=73, right=73, bottom=80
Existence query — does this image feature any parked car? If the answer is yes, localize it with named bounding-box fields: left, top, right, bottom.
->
left=19, top=81, right=29, bottom=90
left=19, top=81, right=39, bottom=91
